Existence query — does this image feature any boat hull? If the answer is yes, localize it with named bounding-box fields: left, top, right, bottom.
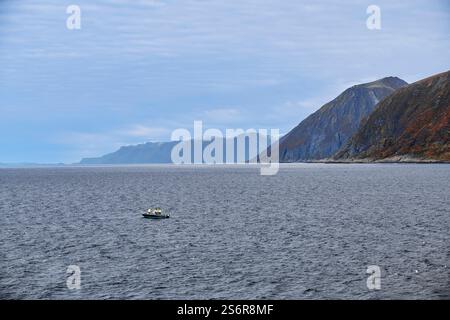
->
left=142, top=214, right=170, bottom=219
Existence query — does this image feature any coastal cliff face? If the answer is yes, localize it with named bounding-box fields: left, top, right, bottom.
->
left=335, top=71, right=450, bottom=162
left=80, top=142, right=178, bottom=164
left=79, top=134, right=264, bottom=164
left=279, top=77, right=407, bottom=162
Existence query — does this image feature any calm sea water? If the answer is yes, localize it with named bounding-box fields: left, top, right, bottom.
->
left=0, top=164, right=449, bottom=299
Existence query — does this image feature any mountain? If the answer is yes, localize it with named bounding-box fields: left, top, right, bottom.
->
left=80, top=141, right=178, bottom=164
left=278, top=77, right=408, bottom=162
left=335, top=70, right=450, bottom=162
left=79, top=134, right=268, bottom=164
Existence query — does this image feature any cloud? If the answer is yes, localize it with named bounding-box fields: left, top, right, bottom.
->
left=202, top=108, right=242, bottom=123
left=52, top=132, right=125, bottom=160
left=261, top=99, right=326, bottom=132
left=121, top=124, right=171, bottom=138
left=53, top=123, right=172, bottom=159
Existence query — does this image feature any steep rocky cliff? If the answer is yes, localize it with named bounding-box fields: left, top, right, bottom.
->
left=335, top=71, right=450, bottom=161
left=279, top=77, right=407, bottom=162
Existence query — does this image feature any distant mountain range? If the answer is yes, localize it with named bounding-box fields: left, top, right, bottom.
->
left=335, top=70, right=450, bottom=162
left=278, top=77, right=408, bottom=162
left=80, top=142, right=177, bottom=164
left=79, top=134, right=267, bottom=164
left=79, top=70, right=449, bottom=165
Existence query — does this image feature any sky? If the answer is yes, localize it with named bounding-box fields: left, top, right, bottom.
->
left=0, top=0, right=449, bottom=163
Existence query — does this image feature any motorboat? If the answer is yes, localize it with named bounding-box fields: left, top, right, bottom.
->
left=142, top=208, right=170, bottom=219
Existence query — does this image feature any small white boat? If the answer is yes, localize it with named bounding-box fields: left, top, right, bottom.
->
left=142, top=208, right=170, bottom=219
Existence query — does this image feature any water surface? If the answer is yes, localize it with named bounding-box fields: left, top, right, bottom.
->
left=0, top=164, right=448, bottom=299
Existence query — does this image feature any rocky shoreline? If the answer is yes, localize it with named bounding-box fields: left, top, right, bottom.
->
left=282, top=156, right=450, bottom=164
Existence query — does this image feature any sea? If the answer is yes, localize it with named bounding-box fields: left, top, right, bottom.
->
left=0, top=164, right=449, bottom=299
